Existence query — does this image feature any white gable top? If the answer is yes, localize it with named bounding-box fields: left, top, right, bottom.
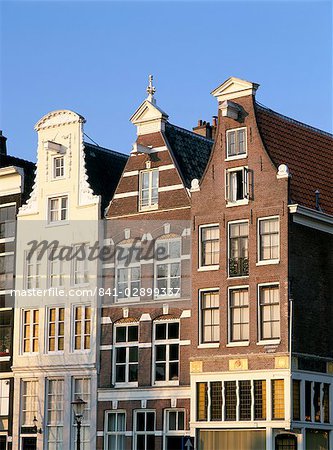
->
left=211, top=77, right=260, bottom=102
left=35, top=109, right=85, bottom=131
left=130, top=99, right=169, bottom=135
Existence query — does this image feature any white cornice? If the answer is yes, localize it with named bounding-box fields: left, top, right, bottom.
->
left=211, top=76, right=259, bottom=102
left=35, top=109, right=85, bottom=131
left=130, top=99, right=169, bottom=136
left=0, top=165, right=24, bottom=195
left=289, top=204, right=333, bottom=234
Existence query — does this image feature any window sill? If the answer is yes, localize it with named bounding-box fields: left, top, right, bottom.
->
left=198, top=343, right=220, bottom=349
left=154, top=380, right=179, bottom=386
left=226, top=199, right=249, bottom=208
left=139, top=205, right=158, bottom=212
left=257, top=339, right=281, bottom=346
left=227, top=275, right=249, bottom=280
left=71, top=283, right=90, bottom=289
left=0, top=355, right=11, bottom=361
left=0, top=237, right=15, bottom=243
left=114, top=382, right=138, bottom=388
left=226, top=341, right=250, bottom=347
left=256, top=260, right=280, bottom=266
left=198, top=265, right=219, bottom=272
left=71, top=349, right=91, bottom=354
left=47, top=351, right=64, bottom=355
left=46, top=221, right=69, bottom=228
left=225, top=154, right=247, bottom=161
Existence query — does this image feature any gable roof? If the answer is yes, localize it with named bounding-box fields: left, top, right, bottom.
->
left=83, top=142, right=128, bottom=213
left=164, top=122, right=214, bottom=189
left=0, top=153, right=36, bottom=201
left=255, top=103, right=333, bottom=216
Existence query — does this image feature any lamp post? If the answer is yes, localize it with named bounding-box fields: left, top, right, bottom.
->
left=71, top=397, right=87, bottom=450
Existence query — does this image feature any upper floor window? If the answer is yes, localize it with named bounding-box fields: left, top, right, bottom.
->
left=21, top=380, right=38, bottom=427
left=0, top=379, right=10, bottom=416
left=22, top=309, right=39, bottom=353
left=73, top=244, right=89, bottom=286
left=226, top=128, right=247, bottom=159
left=272, top=379, right=285, bottom=420
left=199, top=225, right=219, bottom=268
left=0, top=204, right=16, bottom=239
left=258, top=217, right=279, bottom=263
left=0, top=309, right=12, bottom=356
left=153, top=321, right=179, bottom=384
left=53, top=156, right=65, bottom=179
left=73, top=305, right=91, bottom=351
left=229, top=287, right=249, bottom=343
left=0, top=253, right=14, bottom=290
left=228, top=221, right=249, bottom=277
left=139, top=169, right=158, bottom=211
left=116, top=245, right=140, bottom=301
left=225, top=167, right=252, bottom=205
left=113, top=324, right=138, bottom=385
left=25, top=250, right=41, bottom=289
left=48, top=196, right=68, bottom=223
left=47, top=307, right=65, bottom=352
left=259, top=285, right=280, bottom=341
left=200, top=290, right=219, bottom=344
left=155, top=239, right=181, bottom=299
left=49, top=249, right=65, bottom=288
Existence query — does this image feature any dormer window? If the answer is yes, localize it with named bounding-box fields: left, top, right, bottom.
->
left=225, top=167, right=252, bottom=205
left=139, top=169, right=158, bottom=211
left=53, top=156, right=64, bottom=179
left=226, top=128, right=247, bottom=159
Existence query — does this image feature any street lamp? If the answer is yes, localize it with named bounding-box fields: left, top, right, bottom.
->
left=71, top=397, right=87, bottom=450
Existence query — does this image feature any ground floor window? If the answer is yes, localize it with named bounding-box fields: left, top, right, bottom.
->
left=164, top=409, right=186, bottom=450
left=306, top=430, right=329, bottom=450
left=134, top=410, right=155, bottom=450
left=275, top=434, right=297, bottom=450
left=105, top=411, right=126, bottom=450
left=198, top=430, right=266, bottom=450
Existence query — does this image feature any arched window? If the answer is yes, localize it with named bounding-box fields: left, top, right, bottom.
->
left=275, top=434, right=297, bottom=450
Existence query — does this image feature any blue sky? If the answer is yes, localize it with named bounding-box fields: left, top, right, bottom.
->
left=0, top=1, right=332, bottom=161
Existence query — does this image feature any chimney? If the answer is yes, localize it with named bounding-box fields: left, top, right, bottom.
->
left=0, top=131, right=7, bottom=155
left=192, top=120, right=213, bottom=139
left=211, top=116, right=218, bottom=140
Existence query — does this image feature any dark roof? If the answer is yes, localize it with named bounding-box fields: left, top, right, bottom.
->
left=164, top=122, right=214, bottom=188
left=255, top=103, right=333, bottom=215
left=0, top=153, right=36, bottom=201
left=83, top=142, right=128, bottom=213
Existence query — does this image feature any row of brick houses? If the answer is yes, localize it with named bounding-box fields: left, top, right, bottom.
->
left=0, top=76, right=332, bottom=450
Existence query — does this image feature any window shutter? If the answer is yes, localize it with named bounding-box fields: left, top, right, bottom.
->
left=243, top=168, right=253, bottom=200
left=225, top=171, right=230, bottom=201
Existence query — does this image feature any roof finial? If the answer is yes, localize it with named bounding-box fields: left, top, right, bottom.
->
left=146, top=74, right=156, bottom=104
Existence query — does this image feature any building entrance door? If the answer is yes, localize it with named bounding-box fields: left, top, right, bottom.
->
left=275, top=434, right=297, bottom=450
left=22, top=437, right=37, bottom=450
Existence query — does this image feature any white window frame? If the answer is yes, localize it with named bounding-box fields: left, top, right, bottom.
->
left=225, top=166, right=251, bottom=206
left=46, top=378, right=64, bottom=450
left=198, top=224, right=220, bottom=271
left=72, top=304, right=91, bottom=352
left=0, top=379, right=10, bottom=416
left=154, top=238, right=181, bottom=300
left=48, top=195, right=68, bottom=224
left=21, top=379, right=38, bottom=427
left=72, top=244, right=89, bottom=286
left=139, top=169, right=159, bottom=211
left=257, top=283, right=281, bottom=345
left=163, top=408, right=186, bottom=450
left=112, top=323, right=139, bottom=387
left=198, top=289, right=220, bottom=347
left=227, top=285, right=250, bottom=347
left=133, top=409, right=156, bottom=450
left=47, top=306, right=65, bottom=353
left=104, top=410, right=126, bottom=450
left=153, top=320, right=180, bottom=386
left=0, top=202, right=16, bottom=242
left=21, top=309, right=39, bottom=354
left=115, top=244, right=141, bottom=302
left=25, top=249, right=41, bottom=290
left=72, top=377, right=91, bottom=450
left=228, top=220, right=249, bottom=278
left=257, top=216, right=280, bottom=265
left=48, top=248, right=65, bottom=288
left=226, top=127, right=247, bottom=160
left=52, top=155, right=65, bottom=179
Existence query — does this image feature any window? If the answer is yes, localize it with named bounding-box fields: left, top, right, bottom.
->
left=154, top=322, right=179, bottom=383
left=0, top=379, right=10, bottom=416
left=199, top=225, right=219, bottom=267
left=226, top=128, right=247, bottom=158
left=22, top=309, right=39, bottom=353
left=134, top=410, right=155, bottom=450
left=210, top=382, right=222, bottom=421
left=48, top=196, right=68, bottom=223
left=21, top=380, right=38, bottom=426
left=323, top=383, right=330, bottom=423
left=258, top=217, right=279, bottom=262
left=139, top=169, right=158, bottom=210
left=53, top=156, right=64, bottom=179
left=239, top=380, right=251, bottom=420
left=275, top=434, right=297, bottom=450
left=116, top=245, right=140, bottom=301
left=73, top=305, right=91, bottom=351
left=226, top=167, right=252, bottom=204
left=292, top=380, right=300, bottom=421
left=113, top=324, right=138, bottom=385
left=73, top=244, right=88, bottom=285
left=25, top=250, right=41, bottom=289
left=200, top=290, right=219, bottom=344
left=0, top=309, right=12, bottom=356
left=197, top=382, right=208, bottom=421
left=72, top=378, right=90, bottom=450
left=164, top=409, right=186, bottom=450
left=46, top=379, right=64, bottom=450
left=225, top=381, right=237, bottom=420
left=229, top=288, right=249, bottom=343
left=228, top=221, right=249, bottom=277
left=47, top=307, right=65, bottom=352
left=272, top=379, right=285, bottom=419
left=155, top=239, right=181, bottom=298
left=0, top=205, right=16, bottom=239
left=49, top=250, right=64, bottom=287
left=0, top=253, right=14, bottom=290
left=105, top=411, right=126, bottom=450
left=259, top=285, right=280, bottom=340
left=254, top=380, right=267, bottom=420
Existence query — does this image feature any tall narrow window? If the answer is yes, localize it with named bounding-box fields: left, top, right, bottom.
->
left=229, top=222, right=249, bottom=277
left=116, top=245, right=140, bottom=301
left=53, top=156, right=64, bottom=179
left=154, top=322, right=179, bottom=383
left=210, top=382, right=222, bottom=421
left=323, top=384, right=330, bottom=423
left=165, top=409, right=186, bottom=450
left=105, top=411, right=126, bottom=450
left=305, top=380, right=312, bottom=421
left=73, top=305, right=91, bottom=351
left=25, top=250, right=41, bottom=289
left=134, top=410, right=155, bottom=450
left=258, top=217, right=279, bottom=262
left=292, top=380, right=301, bottom=421
left=48, top=196, right=68, bottom=223
left=114, top=324, right=138, bottom=385
left=155, top=239, right=181, bottom=298
left=46, top=379, right=64, bottom=450
left=199, top=225, right=220, bottom=267
left=48, top=307, right=65, bottom=352
left=72, top=378, right=90, bottom=450
left=196, top=382, right=208, bottom=421
left=226, top=167, right=251, bottom=203
left=272, top=379, right=285, bottom=420
left=73, top=244, right=88, bottom=285
left=200, top=290, right=219, bottom=343
left=0, top=309, right=12, bottom=356
left=139, top=169, right=158, bottom=210
left=313, top=382, right=321, bottom=422
left=22, top=309, right=39, bottom=353
left=239, top=380, right=251, bottom=420
left=254, top=380, right=267, bottom=420
left=226, top=128, right=247, bottom=158
left=0, top=253, right=14, bottom=290
left=229, top=288, right=249, bottom=342
left=21, top=380, right=38, bottom=427
left=259, top=285, right=280, bottom=340
left=49, top=250, right=64, bottom=288
left=0, top=204, right=16, bottom=239
left=225, top=381, right=237, bottom=420
left=0, top=379, right=10, bottom=416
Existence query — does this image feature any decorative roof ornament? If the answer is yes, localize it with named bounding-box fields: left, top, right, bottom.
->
left=146, top=74, right=156, bottom=104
